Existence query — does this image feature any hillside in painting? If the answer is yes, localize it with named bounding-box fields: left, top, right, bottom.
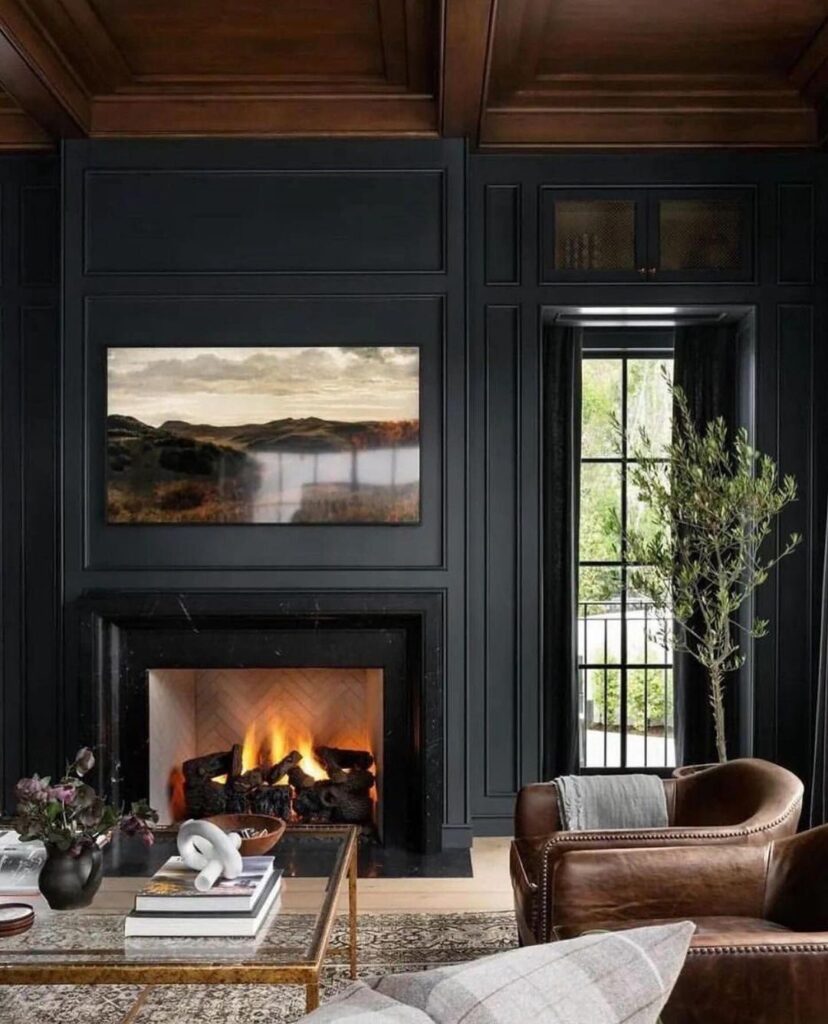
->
left=157, top=416, right=419, bottom=452
left=106, top=414, right=420, bottom=525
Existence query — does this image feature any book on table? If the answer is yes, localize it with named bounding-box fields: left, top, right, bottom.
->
left=134, top=855, right=279, bottom=912
left=125, top=854, right=283, bottom=937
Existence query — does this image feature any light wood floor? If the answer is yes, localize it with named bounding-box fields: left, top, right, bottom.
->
left=93, top=837, right=514, bottom=916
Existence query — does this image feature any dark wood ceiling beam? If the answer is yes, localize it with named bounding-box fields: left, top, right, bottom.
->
left=0, top=0, right=88, bottom=137
left=89, top=93, right=437, bottom=138
left=481, top=105, right=816, bottom=148
left=439, top=0, right=496, bottom=138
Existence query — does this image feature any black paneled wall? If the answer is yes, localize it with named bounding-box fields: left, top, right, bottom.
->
left=1, top=142, right=827, bottom=839
left=469, top=153, right=828, bottom=832
left=0, top=157, right=60, bottom=806
left=59, top=140, right=470, bottom=848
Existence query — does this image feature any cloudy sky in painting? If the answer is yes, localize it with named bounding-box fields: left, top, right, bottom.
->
left=107, top=346, right=420, bottom=426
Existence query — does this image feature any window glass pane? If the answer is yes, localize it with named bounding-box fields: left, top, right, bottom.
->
left=578, top=567, right=622, bottom=667
left=555, top=200, right=636, bottom=271
left=582, top=359, right=622, bottom=457
left=625, top=669, right=675, bottom=768
left=580, top=462, right=621, bottom=562
left=576, top=351, right=675, bottom=770
left=626, top=468, right=669, bottom=550
left=582, top=666, right=622, bottom=768
left=627, top=358, right=673, bottom=454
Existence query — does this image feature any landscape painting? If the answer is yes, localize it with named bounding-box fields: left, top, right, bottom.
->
left=106, top=346, right=420, bottom=524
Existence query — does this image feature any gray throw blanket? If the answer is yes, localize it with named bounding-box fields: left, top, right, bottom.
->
left=553, top=774, right=668, bottom=831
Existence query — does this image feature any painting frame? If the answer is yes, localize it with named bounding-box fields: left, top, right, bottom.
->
left=105, top=344, right=423, bottom=527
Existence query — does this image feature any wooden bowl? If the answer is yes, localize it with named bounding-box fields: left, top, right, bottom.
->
left=205, top=814, right=286, bottom=856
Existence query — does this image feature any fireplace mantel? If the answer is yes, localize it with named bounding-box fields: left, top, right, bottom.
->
left=75, top=590, right=444, bottom=853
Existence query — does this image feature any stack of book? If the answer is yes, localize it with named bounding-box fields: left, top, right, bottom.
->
left=125, top=854, right=283, bottom=937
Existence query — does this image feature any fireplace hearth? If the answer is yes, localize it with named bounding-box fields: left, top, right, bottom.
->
left=77, top=591, right=444, bottom=853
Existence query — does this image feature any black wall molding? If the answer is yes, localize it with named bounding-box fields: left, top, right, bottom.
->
left=4, top=142, right=826, bottom=840
left=469, top=151, right=828, bottom=829
left=52, top=138, right=469, bottom=848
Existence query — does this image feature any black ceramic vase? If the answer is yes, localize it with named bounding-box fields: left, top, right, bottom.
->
left=38, top=844, right=103, bottom=910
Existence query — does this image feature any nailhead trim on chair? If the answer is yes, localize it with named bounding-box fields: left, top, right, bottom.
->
left=688, top=943, right=828, bottom=955
left=535, top=797, right=803, bottom=942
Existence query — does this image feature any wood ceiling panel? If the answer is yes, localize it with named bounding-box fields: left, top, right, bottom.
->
left=532, top=0, right=827, bottom=79
left=88, top=0, right=389, bottom=82
left=0, top=0, right=441, bottom=140
left=1, top=0, right=828, bottom=146
left=480, top=0, right=828, bottom=147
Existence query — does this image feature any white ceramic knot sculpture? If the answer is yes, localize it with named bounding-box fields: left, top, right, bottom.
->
left=177, top=819, right=243, bottom=892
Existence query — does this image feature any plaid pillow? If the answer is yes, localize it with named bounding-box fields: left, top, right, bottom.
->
left=300, top=983, right=432, bottom=1023
left=301, top=922, right=693, bottom=1024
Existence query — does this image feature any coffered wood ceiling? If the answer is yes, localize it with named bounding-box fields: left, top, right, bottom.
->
left=1, top=0, right=828, bottom=149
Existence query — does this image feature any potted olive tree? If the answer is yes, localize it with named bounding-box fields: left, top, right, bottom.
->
left=624, top=382, right=801, bottom=764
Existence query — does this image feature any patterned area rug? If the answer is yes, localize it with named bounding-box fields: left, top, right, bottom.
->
left=0, top=912, right=517, bottom=1024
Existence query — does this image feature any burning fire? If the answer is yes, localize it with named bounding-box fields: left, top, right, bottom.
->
left=168, top=766, right=187, bottom=821
left=242, top=717, right=331, bottom=781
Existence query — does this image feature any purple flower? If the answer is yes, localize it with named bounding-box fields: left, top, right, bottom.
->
left=47, top=785, right=76, bottom=805
left=15, top=775, right=49, bottom=804
left=120, top=813, right=155, bottom=846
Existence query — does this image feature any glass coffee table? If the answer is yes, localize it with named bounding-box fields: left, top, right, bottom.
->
left=0, top=824, right=358, bottom=1013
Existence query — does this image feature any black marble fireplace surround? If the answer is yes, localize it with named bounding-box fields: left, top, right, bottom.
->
left=76, top=591, right=444, bottom=855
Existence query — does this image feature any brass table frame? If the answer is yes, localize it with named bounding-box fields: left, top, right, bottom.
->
left=0, top=824, right=359, bottom=1013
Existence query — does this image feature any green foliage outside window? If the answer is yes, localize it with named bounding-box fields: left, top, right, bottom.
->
left=588, top=667, right=672, bottom=734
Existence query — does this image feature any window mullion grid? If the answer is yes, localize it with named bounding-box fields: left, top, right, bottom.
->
left=619, top=356, right=629, bottom=769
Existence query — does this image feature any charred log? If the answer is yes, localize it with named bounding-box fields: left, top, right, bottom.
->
left=314, top=746, right=374, bottom=774
left=181, top=741, right=375, bottom=829
left=182, top=745, right=243, bottom=818
left=316, top=781, right=373, bottom=824
left=249, top=784, right=292, bottom=819
left=287, top=764, right=317, bottom=791
left=267, top=750, right=302, bottom=784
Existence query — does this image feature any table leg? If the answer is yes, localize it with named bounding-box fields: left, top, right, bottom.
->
left=348, top=842, right=358, bottom=980
left=306, top=980, right=320, bottom=1012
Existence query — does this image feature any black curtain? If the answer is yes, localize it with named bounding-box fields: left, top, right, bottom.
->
left=673, top=322, right=740, bottom=766
left=810, top=502, right=828, bottom=825
left=542, top=324, right=582, bottom=778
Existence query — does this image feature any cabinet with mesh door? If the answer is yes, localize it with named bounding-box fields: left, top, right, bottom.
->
left=647, top=188, right=753, bottom=282
left=540, top=186, right=754, bottom=283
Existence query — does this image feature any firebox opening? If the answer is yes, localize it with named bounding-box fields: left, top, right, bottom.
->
left=148, top=667, right=384, bottom=837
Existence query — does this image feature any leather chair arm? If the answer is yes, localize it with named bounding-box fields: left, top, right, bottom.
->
left=524, top=826, right=768, bottom=942
left=550, top=844, right=769, bottom=933
left=765, top=822, right=828, bottom=931
left=514, top=782, right=561, bottom=838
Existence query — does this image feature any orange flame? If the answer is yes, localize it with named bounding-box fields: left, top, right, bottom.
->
left=235, top=713, right=372, bottom=784
left=168, top=766, right=187, bottom=821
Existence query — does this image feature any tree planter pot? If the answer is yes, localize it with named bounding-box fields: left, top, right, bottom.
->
left=38, top=844, right=103, bottom=910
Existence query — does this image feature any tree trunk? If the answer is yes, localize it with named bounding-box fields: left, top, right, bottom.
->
left=709, top=665, right=728, bottom=763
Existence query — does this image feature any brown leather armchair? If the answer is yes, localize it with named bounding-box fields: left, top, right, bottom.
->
left=511, top=758, right=803, bottom=944
left=549, top=825, right=828, bottom=1024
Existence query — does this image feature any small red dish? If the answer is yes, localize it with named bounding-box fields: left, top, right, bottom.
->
left=0, top=903, right=35, bottom=938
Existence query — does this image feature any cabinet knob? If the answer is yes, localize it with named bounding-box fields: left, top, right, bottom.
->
left=637, top=267, right=647, bottom=277
left=648, top=267, right=657, bottom=277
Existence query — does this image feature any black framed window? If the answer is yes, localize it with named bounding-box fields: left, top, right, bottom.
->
left=578, top=332, right=675, bottom=769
